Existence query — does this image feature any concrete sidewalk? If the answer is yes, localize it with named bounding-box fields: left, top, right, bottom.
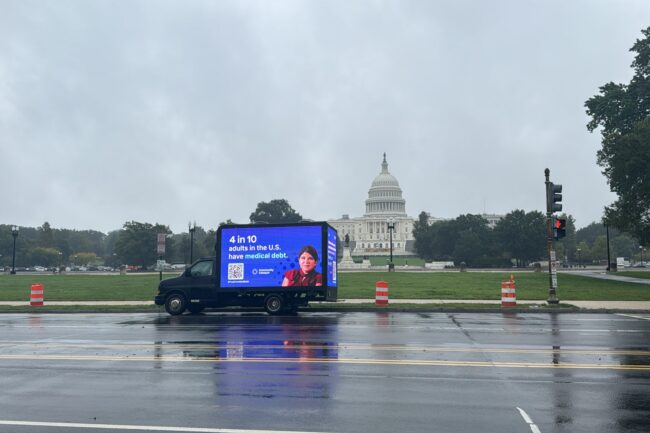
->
left=1, top=299, right=649, bottom=311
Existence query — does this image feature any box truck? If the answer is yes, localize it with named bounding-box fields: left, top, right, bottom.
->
left=154, top=222, right=338, bottom=315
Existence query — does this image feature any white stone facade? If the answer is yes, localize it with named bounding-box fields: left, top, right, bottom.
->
left=327, top=154, right=505, bottom=256
left=328, top=154, right=415, bottom=256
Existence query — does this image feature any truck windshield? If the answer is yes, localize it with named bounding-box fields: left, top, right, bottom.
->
left=190, top=261, right=213, bottom=277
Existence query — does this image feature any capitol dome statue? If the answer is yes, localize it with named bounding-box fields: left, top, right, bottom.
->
left=328, top=153, right=415, bottom=256
left=328, top=153, right=504, bottom=261
left=365, top=153, right=407, bottom=217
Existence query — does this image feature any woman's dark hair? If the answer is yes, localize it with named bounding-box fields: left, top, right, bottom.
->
left=298, top=245, right=319, bottom=262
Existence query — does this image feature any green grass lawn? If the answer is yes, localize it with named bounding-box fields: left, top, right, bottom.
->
left=0, top=274, right=169, bottom=301
left=0, top=271, right=648, bottom=302
left=339, top=272, right=650, bottom=300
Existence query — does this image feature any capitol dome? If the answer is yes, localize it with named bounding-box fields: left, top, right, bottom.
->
left=364, top=153, right=407, bottom=217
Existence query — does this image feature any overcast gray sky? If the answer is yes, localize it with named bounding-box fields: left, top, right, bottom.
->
left=1, top=0, right=648, bottom=234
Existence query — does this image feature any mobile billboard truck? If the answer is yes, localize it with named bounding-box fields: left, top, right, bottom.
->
left=155, top=222, right=338, bottom=315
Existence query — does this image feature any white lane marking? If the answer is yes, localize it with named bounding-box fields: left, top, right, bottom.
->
left=517, top=408, right=533, bottom=424
left=617, top=314, right=650, bottom=321
left=517, top=408, right=541, bottom=433
left=0, top=420, right=329, bottom=433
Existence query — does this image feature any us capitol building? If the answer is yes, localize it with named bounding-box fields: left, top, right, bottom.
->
left=327, top=153, right=503, bottom=256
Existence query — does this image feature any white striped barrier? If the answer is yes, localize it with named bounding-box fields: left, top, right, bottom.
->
left=30, top=283, right=44, bottom=307
left=501, top=275, right=516, bottom=307
left=375, top=281, right=389, bottom=306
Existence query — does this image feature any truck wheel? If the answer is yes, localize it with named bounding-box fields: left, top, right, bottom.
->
left=264, top=294, right=284, bottom=315
left=165, top=293, right=187, bottom=315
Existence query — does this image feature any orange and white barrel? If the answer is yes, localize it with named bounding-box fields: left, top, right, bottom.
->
left=375, top=281, right=389, bottom=306
left=501, top=276, right=516, bottom=307
left=30, top=283, right=44, bottom=307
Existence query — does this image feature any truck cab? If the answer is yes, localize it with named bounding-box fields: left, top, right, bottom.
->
left=154, top=257, right=216, bottom=315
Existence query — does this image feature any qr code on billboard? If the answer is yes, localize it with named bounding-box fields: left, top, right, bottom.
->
left=228, top=263, right=244, bottom=280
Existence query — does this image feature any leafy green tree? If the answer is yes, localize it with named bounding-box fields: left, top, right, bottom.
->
left=72, top=252, right=98, bottom=266
left=429, top=220, right=458, bottom=260
left=585, top=27, right=650, bottom=245
left=611, top=233, right=636, bottom=258
left=203, top=229, right=217, bottom=256
left=249, top=199, right=302, bottom=224
left=576, top=241, right=591, bottom=266
left=453, top=230, right=482, bottom=266
left=412, top=211, right=434, bottom=261
left=103, top=231, right=120, bottom=266
left=38, top=222, right=54, bottom=248
left=115, top=221, right=170, bottom=268
left=493, top=210, right=546, bottom=267
left=592, top=236, right=608, bottom=264
left=30, top=247, right=62, bottom=267
left=413, top=214, right=497, bottom=266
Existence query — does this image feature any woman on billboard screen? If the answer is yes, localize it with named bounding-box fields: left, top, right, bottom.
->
left=282, top=245, right=323, bottom=287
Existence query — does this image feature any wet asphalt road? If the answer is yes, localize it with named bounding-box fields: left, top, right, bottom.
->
left=0, top=312, right=648, bottom=433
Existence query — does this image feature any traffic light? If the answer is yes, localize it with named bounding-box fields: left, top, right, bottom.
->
left=546, top=182, right=563, bottom=213
left=552, top=216, right=567, bottom=240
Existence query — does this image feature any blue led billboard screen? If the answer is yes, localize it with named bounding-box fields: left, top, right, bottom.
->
left=327, top=227, right=338, bottom=287
left=220, top=225, right=324, bottom=288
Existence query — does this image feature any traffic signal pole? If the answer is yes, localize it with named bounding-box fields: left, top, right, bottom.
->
left=545, top=168, right=560, bottom=304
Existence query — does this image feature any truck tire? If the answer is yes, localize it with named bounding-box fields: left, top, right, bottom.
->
left=165, top=293, right=187, bottom=315
left=264, top=294, right=284, bottom=315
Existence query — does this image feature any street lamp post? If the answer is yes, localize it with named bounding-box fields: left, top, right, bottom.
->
left=10, top=226, right=19, bottom=275
left=605, top=224, right=611, bottom=272
left=189, top=221, right=197, bottom=265
left=387, top=218, right=395, bottom=272
left=577, top=248, right=581, bottom=269
left=640, top=246, right=645, bottom=267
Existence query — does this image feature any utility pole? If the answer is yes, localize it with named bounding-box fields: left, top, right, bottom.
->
left=189, top=221, right=196, bottom=265
left=605, top=224, right=611, bottom=272
left=10, top=226, right=19, bottom=275
left=387, top=218, right=395, bottom=272
left=545, top=168, right=562, bottom=304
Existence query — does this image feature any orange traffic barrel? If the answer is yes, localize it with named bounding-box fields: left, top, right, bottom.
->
left=375, top=281, right=389, bottom=306
left=30, top=283, right=44, bottom=307
left=501, top=275, right=516, bottom=307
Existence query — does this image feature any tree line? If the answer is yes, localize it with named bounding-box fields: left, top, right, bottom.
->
left=412, top=210, right=640, bottom=268
left=0, top=199, right=643, bottom=270
left=0, top=199, right=303, bottom=270
left=0, top=222, right=215, bottom=270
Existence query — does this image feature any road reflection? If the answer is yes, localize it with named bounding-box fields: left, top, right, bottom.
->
left=154, top=313, right=340, bottom=401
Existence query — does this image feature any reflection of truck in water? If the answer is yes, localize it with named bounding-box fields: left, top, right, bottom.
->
left=154, top=222, right=338, bottom=315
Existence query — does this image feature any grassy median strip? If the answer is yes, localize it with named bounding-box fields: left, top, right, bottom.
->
left=0, top=271, right=648, bottom=302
